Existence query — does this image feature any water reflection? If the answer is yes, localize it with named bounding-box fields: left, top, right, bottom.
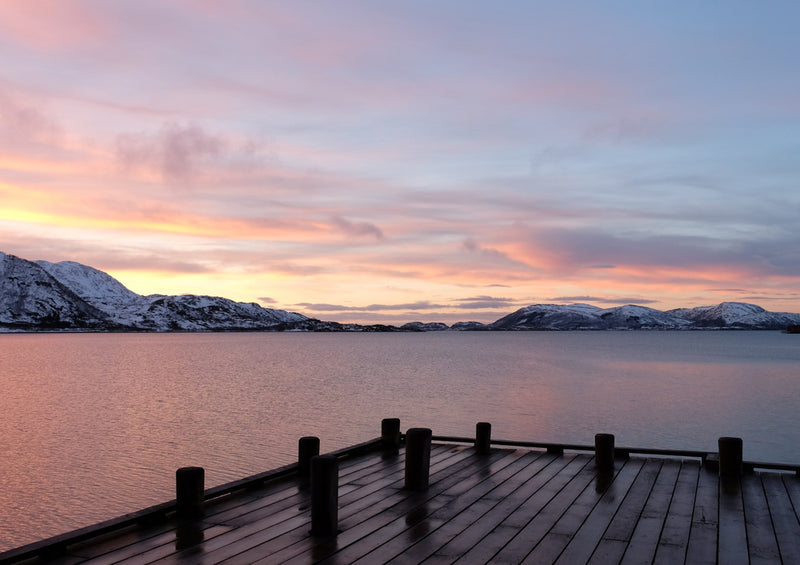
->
left=1, top=331, right=798, bottom=550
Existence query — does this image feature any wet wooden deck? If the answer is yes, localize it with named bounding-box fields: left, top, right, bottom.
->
left=4, top=439, right=800, bottom=564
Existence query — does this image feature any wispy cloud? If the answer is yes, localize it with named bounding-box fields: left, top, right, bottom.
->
left=296, top=300, right=446, bottom=312
left=330, top=216, right=384, bottom=240
left=0, top=92, right=61, bottom=145
left=1, top=1, right=799, bottom=321
left=116, top=123, right=236, bottom=183
left=452, top=295, right=519, bottom=309
left=0, top=0, right=110, bottom=51
left=551, top=296, right=659, bottom=305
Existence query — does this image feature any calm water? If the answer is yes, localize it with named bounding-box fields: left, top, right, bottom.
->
left=1, top=331, right=798, bottom=550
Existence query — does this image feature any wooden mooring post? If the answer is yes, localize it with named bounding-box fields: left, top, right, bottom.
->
left=310, top=455, right=338, bottom=536
left=719, top=436, right=743, bottom=478
left=595, top=433, right=615, bottom=471
left=475, top=422, right=491, bottom=455
left=405, top=427, right=432, bottom=491
left=381, top=417, right=401, bottom=450
left=175, top=466, right=204, bottom=520
left=298, top=436, right=321, bottom=479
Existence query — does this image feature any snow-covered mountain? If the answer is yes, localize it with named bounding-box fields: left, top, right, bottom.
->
left=3, top=251, right=800, bottom=331
left=596, top=304, right=693, bottom=330
left=490, top=303, right=602, bottom=330
left=136, top=294, right=307, bottom=331
left=0, top=253, right=111, bottom=330
left=489, top=302, right=800, bottom=331
left=666, top=302, right=800, bottom=330
left=2, top=252, right=307, bottom=331
left=36, top=259, right=146, bottom=319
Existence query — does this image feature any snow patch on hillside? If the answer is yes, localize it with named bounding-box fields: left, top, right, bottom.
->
left=3, top=252, right=308, bottom=331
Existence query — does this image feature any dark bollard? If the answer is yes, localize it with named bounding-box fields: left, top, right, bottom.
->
left=176, top=466, right=205, bottom=520
left=382, top=418, right=401, bottom=450
left=405, top=428, right=432, bottom=491
left=475, top=422, right=491, bottom=455
left=719, top=437, right=743, bottom=479
left=595, top=433, right=615, bottom=472
left=310, top=455, right=339, bottom=537
left=176, top=520, right=204, bottom=549
left=299, top=436, right=321, bottom=479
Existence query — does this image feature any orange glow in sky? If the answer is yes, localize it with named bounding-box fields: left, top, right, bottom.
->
left=2, top=2, right=799, bottom=323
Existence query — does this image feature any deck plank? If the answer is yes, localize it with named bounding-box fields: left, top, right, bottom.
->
left=419, top=452, right=566, bottom=564
left=80, top=525, right=230, bottom=565
left=371, top=450, right=535, bottom=564
left=652, top=460, right=700, bottom=565
left=493, top=454, right=600, bottom=563
left=762, top=473, right=800, bottom=563
left=225, top=446, right=497, bottom=564
left=274, top=449, right=512, bottom=564
left=450, top=454, right=580, bottom=564
left=617, top=458, right=681, bottom=565
left=541, top=457, right=645, bottom=565
left=717, top=477, right=749, bottom=565
left=202, top=446, right=400, bottom=528
left=588, top=458, right=662, bottom=564
left=359, top=449, right=544, bottom=564
left=61, top=523, right=177, bottom=561
left=781, top=473, right=800, bottom=512
left=600, top=458, right=662, bottom=542
left=7, top=440, right=800, bottom=565
left=183, top=445, right=475, bottom=564
left=413, top=451, right=559, bottom=564
left=741, top=473, right=781, bottom=564
left=154, top=445, right=466, bottom=564
left=685, top=465, right=718, bottom=565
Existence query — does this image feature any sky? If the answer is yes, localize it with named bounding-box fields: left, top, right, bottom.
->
left=1, top=1, right=799, bottom=324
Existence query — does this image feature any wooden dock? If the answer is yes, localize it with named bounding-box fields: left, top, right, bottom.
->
left=3, top=425, right=800, bottom=564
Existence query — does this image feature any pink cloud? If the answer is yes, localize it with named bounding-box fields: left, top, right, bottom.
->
left=0, top=92, right=57, bottom=138
left=330, top=216, right=384, bottom=240
left=0, top=0, right=109, bottom=51
left=0, top=90, right=64, bottom=156
left=116, top=123, right=225, bottom=183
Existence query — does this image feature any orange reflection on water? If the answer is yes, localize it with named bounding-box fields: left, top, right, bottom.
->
left=1, top=330, right=799, bottom=551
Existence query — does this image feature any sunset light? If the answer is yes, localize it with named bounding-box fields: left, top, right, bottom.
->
left=1, top=1, right=799, bottom=324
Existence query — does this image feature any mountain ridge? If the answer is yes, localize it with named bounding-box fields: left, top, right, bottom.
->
left=2, top=252, right=799, bottom=332
left=2, top=252, right=308, bottom=331
left=490, top=301, right=800, bottom=331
